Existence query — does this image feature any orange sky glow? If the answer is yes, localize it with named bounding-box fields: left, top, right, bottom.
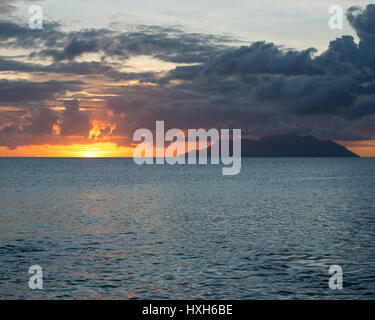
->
left=0, top=140, right=374, bottom=157
left=0, top=143, right=134, bottom=158
left=337, top=141, right=375, bottom=157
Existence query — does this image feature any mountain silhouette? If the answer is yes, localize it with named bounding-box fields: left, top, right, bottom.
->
left=186, top=134, right=359, bottom=157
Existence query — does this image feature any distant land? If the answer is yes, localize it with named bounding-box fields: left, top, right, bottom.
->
left=188, top=134, right=360, bottom=157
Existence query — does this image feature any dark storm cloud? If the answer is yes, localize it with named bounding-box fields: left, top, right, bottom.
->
left=63, top=38, right=99, bottom=60
left=0, top=108, right=57, bottom=136
left=46, top=61, right=157, bottom=81
left=0, top=57, right=157, bottom=81
left=104, top=87, right=273, bottom=145
left=0, top=57, right=42, bottom=72
left=347, top=4, right=375, bottom=39
left=249, top=74, right=360, bottom=116
left=29, top=26, right=230, bottom=63
left=0, top=107, right=58, bottom=149
left=59, top=100, right=91, bottom=137
left=0, top=100, right=91, bottom=149
left=34, top=32, right=110, bottom=61
left=201, top=42, right=323, bottom=76
left=1, top=3, right=375, bottom=147
left=159, top=3, right=375, bottom=133
left=0, top=79, right=82, bottom=104
left=0, top=20, right=63, bottom=48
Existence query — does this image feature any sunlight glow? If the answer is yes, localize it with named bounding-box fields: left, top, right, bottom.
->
left=84, top=150, right=99, bottom=158
left=0, top=143, right=134, bottom=157
left=337, top=140, right=375, bottom=157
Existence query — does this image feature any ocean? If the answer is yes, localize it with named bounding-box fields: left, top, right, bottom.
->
left=0, top=158, right=374, bottom=299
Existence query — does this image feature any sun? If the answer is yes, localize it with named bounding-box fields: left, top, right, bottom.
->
left=0, top=142, right=135, bottom=157
left=84, top=151, right=99, bottom=158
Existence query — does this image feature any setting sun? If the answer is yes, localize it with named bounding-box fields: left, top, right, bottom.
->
left=0, top=143, right=134, bottom=158
left=84, top=150, right=99, bottom=158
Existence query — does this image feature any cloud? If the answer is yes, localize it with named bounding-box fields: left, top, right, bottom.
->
left=0, top=20, right=62, bottom=49
left=0, top=79, right=82, bottom=105
left=161, top=4, right=375, bottom=127
left=0, top=57, right=158, bottom=81
left=0, top=100, right=91, bottom=149
left=2, top=3, right=375, bottom=149
left=0, top=107, right=58, bottom=149
left=58, top=100, right=91, bottom=137
left=347, top=4, right=375, bottom=40
left=202, top=42, right=323, bottom=76
left=23, top=24, right=232, bottom=63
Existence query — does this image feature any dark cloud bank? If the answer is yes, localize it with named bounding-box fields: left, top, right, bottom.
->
left=1, top=4, right=375, bottom=148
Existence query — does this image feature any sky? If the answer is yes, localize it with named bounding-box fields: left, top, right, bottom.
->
left=1, top=0, right=375, bottom=156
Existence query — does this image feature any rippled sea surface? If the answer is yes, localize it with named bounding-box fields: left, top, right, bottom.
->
left=0, top=158, right=375, bottom=299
